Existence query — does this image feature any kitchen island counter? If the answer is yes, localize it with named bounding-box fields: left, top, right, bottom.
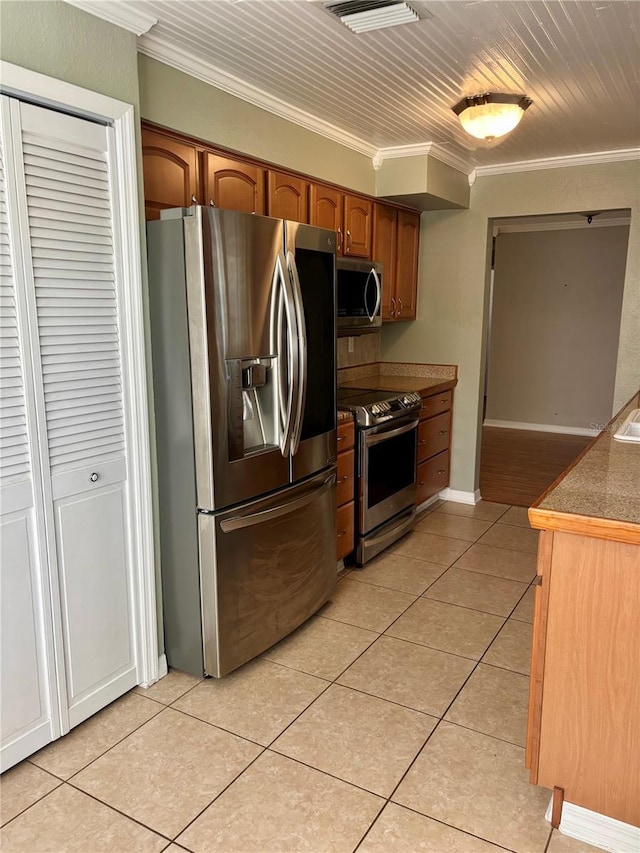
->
left=529, top=390, right=640, bottom=543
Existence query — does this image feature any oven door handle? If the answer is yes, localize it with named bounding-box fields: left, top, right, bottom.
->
left=364, top=418, right=419, bottom=446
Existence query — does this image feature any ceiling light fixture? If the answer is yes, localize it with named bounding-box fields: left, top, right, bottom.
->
left=324, top=1, right=422, bottom=34
left=452, top=93, right=533, bottom=142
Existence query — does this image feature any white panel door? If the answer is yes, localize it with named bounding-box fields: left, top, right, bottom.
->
left=0, top=122, right=58, bottom=771
left=10, top=99, right=138, bottom=727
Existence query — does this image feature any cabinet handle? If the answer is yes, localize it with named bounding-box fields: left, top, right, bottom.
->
left=338, top=529, right=347, bottom=537
left=337, top=435, right=345, bottom=443
left=346, top=230, right=352, bottom=251
left=419, top=439, right=427, bottom=445
left=437, top=469, right=446, bottom=475
left=390, top=297, right=396, bottom=317
left=440, top=398, right=448, bottom=403
left=209, top=198, right=216, bottom=207
left=191, top=194, right=198, bottom=204
left=397, top=297, right=403, bottom=317
left=438, top=430, right=448, bottom=435
left=90, top=472, right=99, bottom=482
left=337, top=228, right=343, bottom=251
left=341, top=475, right=348, bottom=482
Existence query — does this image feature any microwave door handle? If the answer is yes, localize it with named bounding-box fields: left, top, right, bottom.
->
left=371, top=267, right=381, bottom=319
left=275, top=251, right=297, bottom=457
left=286, top=251, right=307, bottom=456
left=364, top=270, right=373, bottom=321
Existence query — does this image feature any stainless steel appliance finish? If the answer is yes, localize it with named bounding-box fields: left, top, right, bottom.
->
left=336, top=258, right=382, bottom=335
left=147, top=206, right=337, bottom=677
left=338, top=387, right=420, bottom=565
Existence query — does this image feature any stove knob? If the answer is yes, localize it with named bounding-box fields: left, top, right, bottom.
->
left=371, top=404, right=380, bottom=415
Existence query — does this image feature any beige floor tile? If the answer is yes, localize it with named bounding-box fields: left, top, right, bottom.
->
left=478, top=524, right=540, bottom=554
left=337, top=635, right=475, bottom=717
left=547, top=830, right=606, bottom=852
left=389, top=530, right=470, bottom=566
left=359, top=802, right=505, bottom=852
left=500, top=506, right=533, bottom=528
left=424, top=567, right=528, bottom=616
left=30, top=692, right=161, bottom=780
left=177, top=750, right=383, bottom=853
left=272, top=684, right=436, bottom=797
left=483, top=619, right=533, bottom=675
left=393, top=722, right=551, bottom=853
left=512, top=586, right=535, bottom=623
left=73, top=708, right=260, bottom=838
left=0, top=784, right=166, bottom=852
left=173, top=658, right=327, bottom=745
left=134, top=668, right=202, bottom=705
left=0, top=762, right=61, bottom=827
left=444, top=663, right=530, bottom=746
left=322, top=577, right=416, bottom=632
left=386, top=598, right=504, bottom=660
left=415, top=513, right=493, bottom=542
left=454, top=543, right=537, bottom=583
left=435, top=501, right=510, bottom=522
left=261, top=615, right=377, bottom=680
left=348, top=553, right=447, bottom=595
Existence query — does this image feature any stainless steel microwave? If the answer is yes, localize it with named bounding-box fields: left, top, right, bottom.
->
left=336, top=258, right=382, bottom=335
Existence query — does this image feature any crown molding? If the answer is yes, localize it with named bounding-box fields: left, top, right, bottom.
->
left=137, top=34, right=378, bottom=160
left=495, top=216, right=631, bottom=234
left=65, top=1, right=157, bottom=36
left=375, top=142, right=473, bottom=175
left=475, top=147, right=640, bottom=178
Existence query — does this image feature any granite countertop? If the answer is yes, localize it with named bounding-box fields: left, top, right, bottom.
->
left=337, top=410, right=354, bottom=423
left=529, top=390, right=640, bottom=539
left=338, top=362, right=458, bottom=396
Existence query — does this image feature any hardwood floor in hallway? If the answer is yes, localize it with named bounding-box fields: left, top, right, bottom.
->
left=479, top=427, right=593, bottom=507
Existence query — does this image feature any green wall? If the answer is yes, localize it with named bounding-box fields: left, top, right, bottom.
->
left=138, top=55, right=376, bottom=195
left=381, top=159, right=640, bottom=496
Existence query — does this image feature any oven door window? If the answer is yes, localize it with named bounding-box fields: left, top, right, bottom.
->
left=367, top=427, right=416, bottom=509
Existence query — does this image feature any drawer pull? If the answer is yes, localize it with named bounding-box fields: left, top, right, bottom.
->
left=437, top=469, right=446, bottom=475
left=338, top=529, right=347, bottom=537
left=438, top=430, right=448, bottom=435
left=90, top=472, right=99, bottom=483
left=341, top=475, right=349, bottom=482
left=337, top=435, right=345, bottom=442
left=440, top=399, right=448, bottom=403
left=419, top=440, right=427, bottom=445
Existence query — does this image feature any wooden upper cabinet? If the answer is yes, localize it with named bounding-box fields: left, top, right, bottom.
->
left=373, top=203, right=397, bottom=321
left=267, top=170, right=308, bottom=223
left=309, top=183, right=343, bottom=244
left=344, top=194, right=372, bottom=258
left=203, top=152, right=265, bottom=214
left=394, top=209, right=420, bottom=320
left=141, top=129, right=199, bottom=220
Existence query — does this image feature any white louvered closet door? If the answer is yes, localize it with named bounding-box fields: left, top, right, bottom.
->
left=0, top=109, right=59, bottom=772
left=3, top=98, right=138, bottom=740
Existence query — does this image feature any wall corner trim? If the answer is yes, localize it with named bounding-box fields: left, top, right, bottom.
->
left=65, top=0, right=158, bottom=36
left=475, top=148, right=640, bottom=178
left=545, top=797, right=640, bottom=853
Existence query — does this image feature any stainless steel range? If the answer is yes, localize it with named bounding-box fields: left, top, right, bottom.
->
left=338, top=387, right=422, bottom=565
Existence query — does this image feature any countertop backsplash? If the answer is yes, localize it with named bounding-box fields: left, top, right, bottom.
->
left=336, top=333, right=380, bottom=369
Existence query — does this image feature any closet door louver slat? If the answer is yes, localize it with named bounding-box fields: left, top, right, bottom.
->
left=0, top=147, right=31, bottom=486
left=22, top=132, right=125, bottom=480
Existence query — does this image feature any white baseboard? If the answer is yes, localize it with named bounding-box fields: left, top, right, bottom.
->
left=438, top=488, right=481, bottom=505
left=484, top=419, right=599, bottom=437
left=416, top=493, right=444, bottom=513
left=545, top=797, right=640, bottom=852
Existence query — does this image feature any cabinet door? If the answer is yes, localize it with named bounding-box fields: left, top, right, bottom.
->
left=0, top=130, right=57, bottom=770
left=373, top=203, right=397, bottom=320
left=416, top=451, right=449, bottom=504
left=309, top=183, right=343, bottom=252
left=141, top=128, right=199, bottom=220
left=344, top=194, right=372, bottom=258
left=395, top=209, right=420, bottom=320
left=267, top=170, right=308, bottom=223
left=16, top=101, right=138, bottom=727
left=203, top=152, right=265, bottom=214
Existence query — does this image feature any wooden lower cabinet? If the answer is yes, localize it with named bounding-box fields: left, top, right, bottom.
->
left=416, top=386, right=454, bottom=505
left=526, top=529, right=640, bottom=827
left=336, top=418, right=355, bottom=560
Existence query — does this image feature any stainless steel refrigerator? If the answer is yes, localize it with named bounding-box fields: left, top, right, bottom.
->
left=147, top=207, right=337, bottom=677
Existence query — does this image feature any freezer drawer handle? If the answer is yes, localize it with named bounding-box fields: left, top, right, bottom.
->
left=220, top=473, right=336, bottom=533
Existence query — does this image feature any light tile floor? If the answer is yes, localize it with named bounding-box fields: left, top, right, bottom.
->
left=0, top=500, right=605, bottom=853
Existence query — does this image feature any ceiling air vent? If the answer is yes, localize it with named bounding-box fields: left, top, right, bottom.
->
left=324, top=1, right=422, bottom=33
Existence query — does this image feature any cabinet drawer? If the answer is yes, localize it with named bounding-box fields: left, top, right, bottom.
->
left=417, top=451, right=450, bottom=504
left=418, top=412, right=451, bottom=463
left=337, top=500, right=355, bottom=561
left=337, top=449, right=355, bottom=507
left=337, top=419, right=354, bottom=452
left=420, top=389, right=452, bottom=420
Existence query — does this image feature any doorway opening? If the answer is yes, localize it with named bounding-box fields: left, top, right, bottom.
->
left=480, top=209, right=630, bottom=506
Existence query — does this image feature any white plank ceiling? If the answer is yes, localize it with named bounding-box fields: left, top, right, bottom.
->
left=134, top=1, right=639, bottom=167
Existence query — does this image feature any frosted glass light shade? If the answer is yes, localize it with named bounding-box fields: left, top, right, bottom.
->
left=453, top=94, right=532, bottom=142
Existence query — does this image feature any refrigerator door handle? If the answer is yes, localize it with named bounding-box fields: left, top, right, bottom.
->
left=275, top=251, right=297, bottom=457
left=220, top=472, right=336, bottom=532
left=286, top=250, right=307, bottom=456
